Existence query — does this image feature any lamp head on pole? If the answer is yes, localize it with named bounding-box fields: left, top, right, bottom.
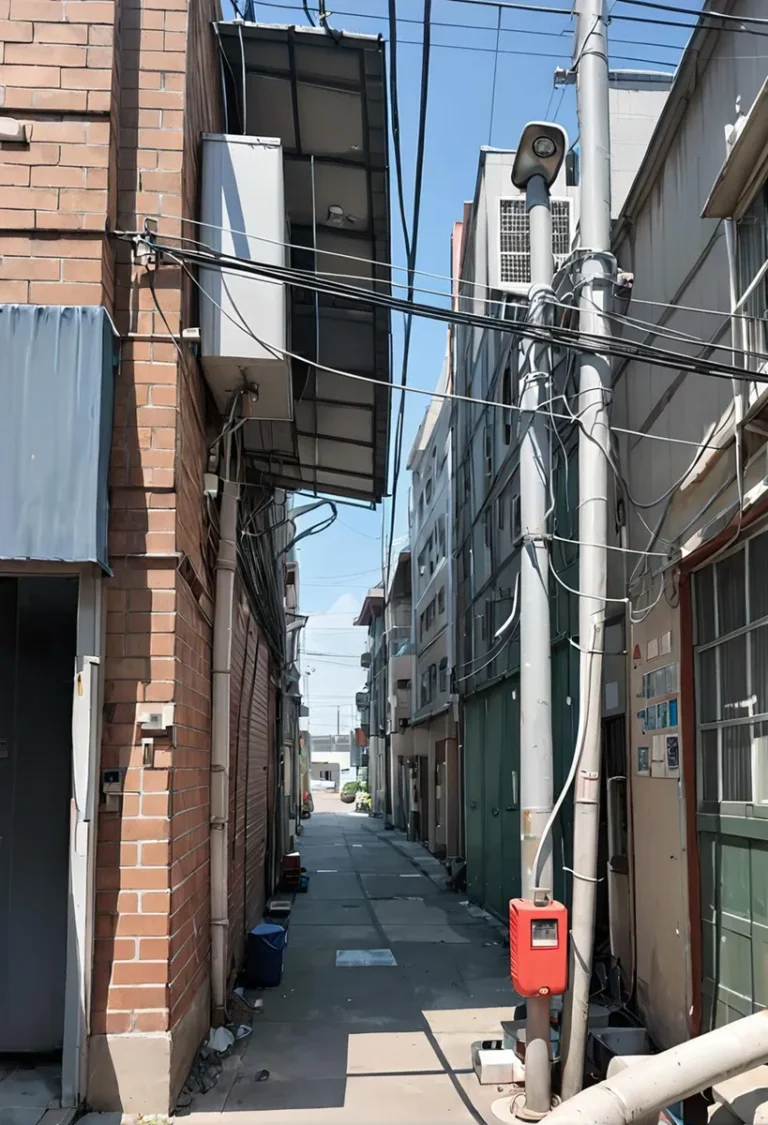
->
left=511, top=122, right=569, bottom=189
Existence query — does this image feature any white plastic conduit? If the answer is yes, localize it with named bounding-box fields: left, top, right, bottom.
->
left=544, top=1009, right=768, bottom=1124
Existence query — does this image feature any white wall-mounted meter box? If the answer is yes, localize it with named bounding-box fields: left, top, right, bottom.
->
left=199, top=134, right=293, bottom=421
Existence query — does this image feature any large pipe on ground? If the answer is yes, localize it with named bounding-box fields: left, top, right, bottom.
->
left=545, top=1010, right=768, bottom=1124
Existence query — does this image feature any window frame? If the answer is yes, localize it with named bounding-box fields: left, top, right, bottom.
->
left=693, top=526, right=768, bottom=812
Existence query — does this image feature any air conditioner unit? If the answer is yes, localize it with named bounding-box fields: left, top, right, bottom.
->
left=199, top=134, right=293, bottom=421
left=355, top=691, right=370, bottom=710
left=360, top=651, right=372, bottom=668
left=495, top=195, right=574, bottom=295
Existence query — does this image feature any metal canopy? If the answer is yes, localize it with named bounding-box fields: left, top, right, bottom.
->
left=215, top=21, right=391, bottom=503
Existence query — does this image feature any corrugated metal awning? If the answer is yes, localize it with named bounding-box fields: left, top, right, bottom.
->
left=214, top=21, right=391, bottom=503
left=0, top=305, right=117, bottom=571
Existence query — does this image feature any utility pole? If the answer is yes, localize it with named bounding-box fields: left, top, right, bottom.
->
left=510, top=122, right=567, bottom=1121
left=518, top=178, right=555, bottom=1121
left=560, top=0, right=615, bottom=1101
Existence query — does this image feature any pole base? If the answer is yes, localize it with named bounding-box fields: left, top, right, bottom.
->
left=491, top=1092, right=562, bottom=1123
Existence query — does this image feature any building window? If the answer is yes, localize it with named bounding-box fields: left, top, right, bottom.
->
left=693, top=529, right=768, bottom=808
left=512, top=492, right=522, bottom=541
left=438, top=586, right=445, bottom=615
left=484, top=506, right=493, bottom=549
left=502, top=354, right=514, bottom=445
left=439, top=656, right=448, bottom=692
left=497, top=492, right=505, bottom=530
left=420, top=671, right=428, bottom=707
left=484, top=425, right=493, bottom=479
left=429, top=663, right=437, bottom=700
left=437, top=515, right=446, bottom=561
left=418, top=491, right=425, bottom=527
left=425, top=476, right=433, bottom=503
left=737, top=186, right=768, bottom=373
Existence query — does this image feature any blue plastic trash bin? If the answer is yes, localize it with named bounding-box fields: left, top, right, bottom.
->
left=245, top=922, right=288, bottom=987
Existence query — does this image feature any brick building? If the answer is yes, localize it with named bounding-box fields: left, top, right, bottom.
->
left=0, top=0, right=390, bottom=1116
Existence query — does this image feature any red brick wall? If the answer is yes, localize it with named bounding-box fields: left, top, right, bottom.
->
left=227, top=585, right=271, bottom=981
left=0, top=0, right=283, bottom=1088
left=0, top=0, right=219, bottom=1046
left=0, top=0, right=118, bottom=307
left=94, top=0, right=221, bottom=1043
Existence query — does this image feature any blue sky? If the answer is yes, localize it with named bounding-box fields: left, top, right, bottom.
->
left=242, top=0, right=701, bottom=730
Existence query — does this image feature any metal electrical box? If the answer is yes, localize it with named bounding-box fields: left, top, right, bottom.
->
left=199, top=134, right=292, bottom=421
left=509, top=898, right=568, bottom=997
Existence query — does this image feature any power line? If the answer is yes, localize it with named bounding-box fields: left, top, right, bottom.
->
left=445, top=0, right=571, bottom=14
left=449, top=0, right=768, bottom=38
left=260, top=0, right=679, bottom=52
left=487, top=3, right=503, bottom=145
left=628, top=293, right=768, bottom=325
left=613, top=0, right=768, bottom=26
left=385, top=0, right=432, bottom=603
left=159, top=242, right=762, bottom=454
left=609, top=5, right=768, bottom=38
left=150, top=236, right=768, bottom=388
left=398, top=36, right=678, bottom=68
left=302, top=567, right=382, bottom=579
left=337, top=517, right=382, bottom=540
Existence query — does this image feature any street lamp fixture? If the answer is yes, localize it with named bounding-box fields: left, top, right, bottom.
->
left=511, top=121, right=569, bottom=189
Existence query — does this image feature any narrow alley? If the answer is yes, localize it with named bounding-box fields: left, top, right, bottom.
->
left=185, top=792, right=520, bottom=1125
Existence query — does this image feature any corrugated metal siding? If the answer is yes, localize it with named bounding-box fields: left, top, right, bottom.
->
left=0, top=304, right=116, bottom=570
left=227, top=580, right=271, bottom=980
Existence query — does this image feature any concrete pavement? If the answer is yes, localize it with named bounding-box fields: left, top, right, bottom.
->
left=184, top=792, right=522, bottom=1125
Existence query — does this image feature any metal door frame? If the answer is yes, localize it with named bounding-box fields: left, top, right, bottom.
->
left=0, top=562, right=104, bottom=1107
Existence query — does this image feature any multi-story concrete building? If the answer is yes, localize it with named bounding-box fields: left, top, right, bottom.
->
left=384, top=549, right=414, bottom=832
left=610, top=0, right=768, bottom=1064
left=451, top=147, right=583, bottom=920
left=355, top=584, right=386, bottom=813
left=450, top=73, right=672, bottom=933
left=0, top=6, right=390, bottom=1114
left=354, top=551, right=413, bottom=828
left=407, top=351, right=460, bottom=858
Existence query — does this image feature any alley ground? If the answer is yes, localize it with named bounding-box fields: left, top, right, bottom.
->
left=185, top=792, right=521, bottom=1124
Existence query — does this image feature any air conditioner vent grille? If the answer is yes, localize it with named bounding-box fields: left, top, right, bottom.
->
left=499, top=197, right=572, bottom=286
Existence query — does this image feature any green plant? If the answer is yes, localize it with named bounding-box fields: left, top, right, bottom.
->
left=341, top=780, right=360, bottom=795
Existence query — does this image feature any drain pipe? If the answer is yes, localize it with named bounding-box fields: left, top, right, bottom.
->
left=543, top=1009, right=768, bottom=1123
left=210, top=435, right=239, bottom=1024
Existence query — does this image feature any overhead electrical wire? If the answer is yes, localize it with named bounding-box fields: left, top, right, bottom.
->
left=385, top=0, right=432, bottom=600
left=613, top=0, right=768, bottom=26
left=610, top=6, right=768, bottom=38
left=629, top=293, right=768, bottom=325
left=448, top=0, right=768, bottom=38
left=264, top=0, right=683, bottom=51
left=138, top=233, right=768, bottom=390
left=555, top=291, right=766, bottom=368
left=144, top=214, right=768, bottom=322
left=160, top=243, right=754, bottom=456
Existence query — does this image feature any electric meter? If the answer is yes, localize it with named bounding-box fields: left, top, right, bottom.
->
left=509, top=898, right=568, bottom=997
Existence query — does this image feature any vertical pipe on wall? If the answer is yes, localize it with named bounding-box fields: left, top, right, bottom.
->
left=210, top=435, right=239, bottom=1023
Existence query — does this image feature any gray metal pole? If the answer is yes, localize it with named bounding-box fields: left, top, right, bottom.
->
left=518, top=172, right=556, bottom=1120
left=560, top=0, right=615, bottom=1102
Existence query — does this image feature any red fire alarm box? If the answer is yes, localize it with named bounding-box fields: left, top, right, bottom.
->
left=509, top=898, right=568, bottom=997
